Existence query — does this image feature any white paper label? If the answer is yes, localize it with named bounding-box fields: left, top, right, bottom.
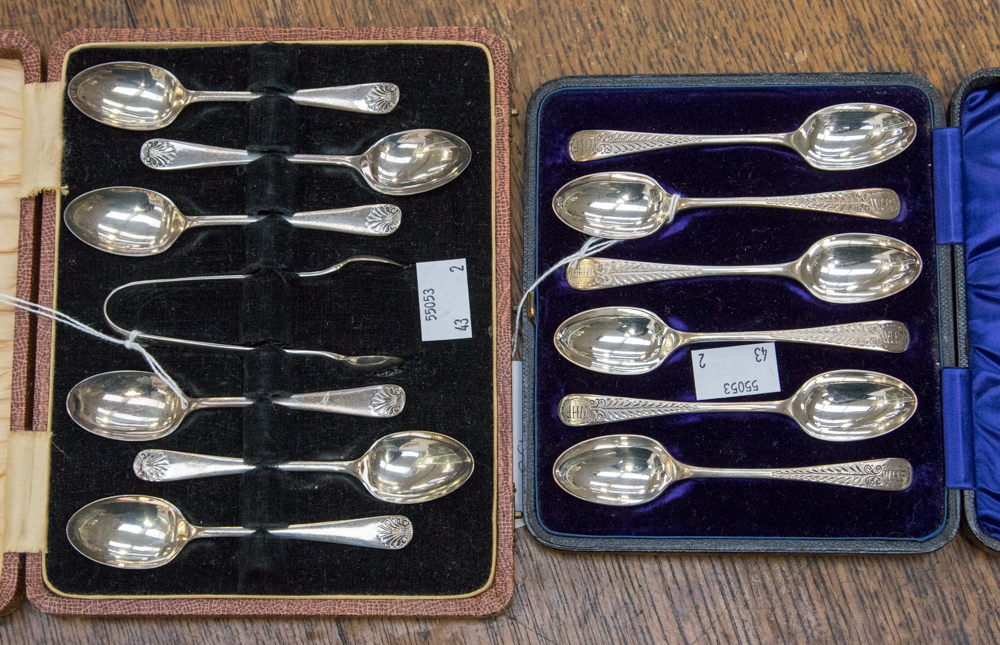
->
left=691, top=343, right=781, bottom=400
left=512, top=361, right=525, bottom=529
left=415, top=259, right=473, bottom=342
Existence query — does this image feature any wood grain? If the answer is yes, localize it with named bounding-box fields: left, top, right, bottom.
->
left=2, top=0, right=1000, bottom=641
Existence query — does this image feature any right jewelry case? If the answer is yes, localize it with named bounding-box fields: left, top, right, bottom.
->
left=521, top=72, right=990, bottom=553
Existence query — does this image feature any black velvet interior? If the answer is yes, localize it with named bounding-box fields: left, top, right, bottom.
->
left=46, top=43, right=497, bottom=597
left=531, top=83, right=947, bottom=539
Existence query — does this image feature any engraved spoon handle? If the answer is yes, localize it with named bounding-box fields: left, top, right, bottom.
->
left=196, top=516, right=414, bottom=549
left=680, top=188, right=900, bottom=220
left=141, top=139, right=260, bottom=170
left=566, top=257, right=791, bottom=290
left=684, top=321, right=909, bottom=353
left=185, top=205, right=402, bottom=236
left=559, top=394, right=785, bottom=426
left=288, top=83, right=400, bottom=114
left=141, top=139, right=361, bottom=170
left=187, top=83, right=400, bottom=114
left=568, top=130, right=789, bottom=161
left=684, top=458, right=913, bottom=491
left=283, top=205, right=401, bottom=236
left=133, top=449, right=354, bottom=482
left=268, top=516, right=413, bottom=549
left=272, top=385, right=405, bottom=418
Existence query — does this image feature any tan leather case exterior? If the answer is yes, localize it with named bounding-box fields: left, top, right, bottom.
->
left=17, top=27, right=512, bottom=617
left=0, top=28, right=42, bottom=618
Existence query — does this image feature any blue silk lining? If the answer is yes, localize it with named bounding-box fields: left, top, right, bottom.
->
left=961, top=88, right=1000, bottom=537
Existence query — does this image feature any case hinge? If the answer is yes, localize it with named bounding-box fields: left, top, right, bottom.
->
left=943, top=367, right=974, bottom=489
left=2, top=431, right=51, bottom=553
left=933, top=127, right=963, bottom=245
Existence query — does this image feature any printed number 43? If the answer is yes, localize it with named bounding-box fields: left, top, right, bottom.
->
left=453, top=318, right=469, bottom=331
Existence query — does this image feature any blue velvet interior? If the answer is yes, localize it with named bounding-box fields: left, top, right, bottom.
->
left=532, top=84, right=947, bottom=539
left=960, top=87, right=1000, bottom=539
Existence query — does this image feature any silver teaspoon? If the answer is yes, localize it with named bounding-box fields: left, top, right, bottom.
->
left=554, top=435, right=913, bottom=506
left=566, top=233, right=922, bottom=303
left=554, top=306, right=908, bottom=376
left=133, top=431, right=475, bottom=504
left=140, top=129, right=472, bottom=196
left=67, top=495, right=412, bottom=569
left=568, top=103, right=917, bottom=170
left=559, top=369, right=916, bottom=441
left=64, top=186, right=401, bottom=257
left=67, top=370, right=405, bottom=441
left=553, top=172, right=900, bottom=239
left=68, top=61, right=400, bottom=130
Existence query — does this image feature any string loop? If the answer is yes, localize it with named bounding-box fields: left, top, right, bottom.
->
left=511, top=192, right=681, bottom=358
left=0, top=293, right=190, bottom=408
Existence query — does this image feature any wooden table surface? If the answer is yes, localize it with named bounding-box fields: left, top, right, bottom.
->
left=2, top=0, right=1000, bottom=642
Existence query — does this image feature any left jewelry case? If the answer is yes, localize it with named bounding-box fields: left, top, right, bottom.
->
left=0, top=27, right=512, bottom=617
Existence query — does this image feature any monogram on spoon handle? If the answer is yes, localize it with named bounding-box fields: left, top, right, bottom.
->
left=566, top=258, right=710, bottom=290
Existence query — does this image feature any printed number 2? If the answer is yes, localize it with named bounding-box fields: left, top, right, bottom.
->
left=454, top=318, right=469, bottom=331
left=755, top=347, right=768, bottom=363
left=450, top=264, right=465, bottom=272
left=697, top=353, right=706, bottom=369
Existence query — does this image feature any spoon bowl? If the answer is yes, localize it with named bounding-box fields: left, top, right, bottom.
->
left=786, top=370, right=917, bottom=440
left=554, top=435, right=913, bottom=506
left=792, top=233, right=922, bottom=303
left=67, top=371, right=192, bottom=440
left=68, top=62, right=187, bottom=130
left=351, top=431, right=475, bottom=503
left=351, top=129, right=472, bottom=195
left=553, top=172, right=900, bottom=239
left=789, top=103, right=917, bottom=171
left=67, top=495, right=193, bottom=569
left=554, top=306, right=909, bottom=375
left=64, top=187, right=189, bottom=256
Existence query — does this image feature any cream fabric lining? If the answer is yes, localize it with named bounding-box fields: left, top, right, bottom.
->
left=0, top=58, right=24, bottom=558
left=3, top=431, right=51, bottom=554
left=20, top=82, right=64, bottom=197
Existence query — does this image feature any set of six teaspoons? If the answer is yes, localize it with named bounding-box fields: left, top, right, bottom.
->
left=60, top=62, right=475, bottom=568
left=548, top=103, right=922, bottom=507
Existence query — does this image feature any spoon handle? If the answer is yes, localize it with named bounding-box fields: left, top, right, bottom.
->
left=134, top=450, right=254, bottom=482
left=568, top=130, right=788, bottom=162
left=687, top=320, right=909, bottom=353
left=566, top=257, right=790, bottom=290
left=133, top=450, right=357, bottom=482
left=680, top=188, right=900, bottom=220
left=289, top=83, right=400, bottom=114
left=195, top=516, right=414, bottom=549
left=685, top=458, right=913, bottom=491
left=559, top=394, right=784, bottom=426
left=285, top=204, right=401, bottom=236
left=268, top=516, right=413, bottom=549
left=141, top=139, right=259, bottom=170
left=273, top=384, right=405, bottom=417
